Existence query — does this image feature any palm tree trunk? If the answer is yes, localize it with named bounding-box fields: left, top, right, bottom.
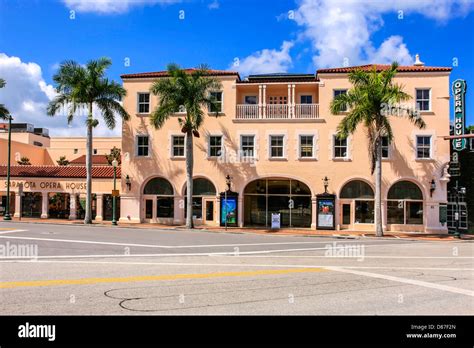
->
left=84, top=103, right=93, bottom=224
left=185, top=131, right=194, bottom=229
left=375, top=138, right=383, bottom=237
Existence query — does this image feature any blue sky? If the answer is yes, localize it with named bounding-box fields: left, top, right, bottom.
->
left=0, top=0, right=473, bottom=135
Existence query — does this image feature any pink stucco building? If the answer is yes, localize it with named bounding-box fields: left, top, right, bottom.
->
left=119, top=62, right=452, bottom=233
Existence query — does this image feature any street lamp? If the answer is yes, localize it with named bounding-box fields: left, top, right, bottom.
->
left=112, top=159, right=118, bottom=226
left=3, top=115, right=13, bottom=221
left=429, top=179, right=436, bottom=197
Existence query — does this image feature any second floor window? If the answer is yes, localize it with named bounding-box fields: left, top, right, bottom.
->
left=416, top=135, right=431, bottom=159
left=270, top=135, right=284, bottom=158
left=137, top=135, right=149, bottom=156
left=299, top=135, right=314, bottom=158
left=300, top=95, right=313, bottom=104
left=209, top=136, right=222, bottom=157
left=334, top=136, right=347, bottom=158
left=138, top=93, right=150, bottom=114
left=241, top=135, right=255, bottom=157
left=172, top=135, right=185, bottom=157
left=416, top=89, right=430, bottom=111
left=333, top=89, right=348, bottom=112
left=244, top=95, right=257, bottom=104
left=208, top=92, right=223, bottom=113
left=381, top=136, right=390, bottom=159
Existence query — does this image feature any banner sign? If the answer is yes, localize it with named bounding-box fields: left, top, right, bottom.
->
left=452, top=79, right=467, bottom=151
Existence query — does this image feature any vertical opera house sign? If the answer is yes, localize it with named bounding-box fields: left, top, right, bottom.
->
left=452, top=79, right=467, bottom=151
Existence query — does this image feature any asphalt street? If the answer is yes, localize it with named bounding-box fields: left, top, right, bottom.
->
left=0, top=221, right=473, bottom=315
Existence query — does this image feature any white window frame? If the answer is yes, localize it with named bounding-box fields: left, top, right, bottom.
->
left=416, top=135, right=432, bottom=159
left=333, top=135, right=348, bottom=159
left=269, top=134, right=285, bottom=159
left=381, top=136, right=390, bottom=159
left=171, top=135, right=185, bottom=158
left=136, top=134, right=150, bottom=157
left=333, top=89, right=348, bottom=112
left=208, top=135, right=223, bottom=158
left=299, top=134, right=315, bottom=159
left=299, top=94, right=314, bottom=104
left=137, top=92, right=150, bottom=114
left=240, top=134, right=256, bottom=158
left=208, top=91, right=224, bottom=113
left=415, top=88, right=431, bottom=112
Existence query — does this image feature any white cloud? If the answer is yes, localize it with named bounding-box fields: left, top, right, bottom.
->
left=231, top=41, right=294, bottom=77
left=0, top=53, right=121, bottom=136
left=293, top=0, right=474, bottom=68
left=208, top=0, right=219, bottom=10
left=63, top=0, right=180, bottom=14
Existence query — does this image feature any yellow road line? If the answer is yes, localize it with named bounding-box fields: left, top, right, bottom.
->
left=0, top=268, right=328, bottom=289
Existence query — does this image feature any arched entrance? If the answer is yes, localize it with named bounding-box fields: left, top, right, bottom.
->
left=48, top=193, right=70, bottom=219
left=387, top=181, right=423, bottom=225
left=142, top=177, right=174, bottom=222
left=243, top=178, right=312, bottom=227
left=184, top=178, right=217, bottom=225
left=339, top=180, right=374, bottom=228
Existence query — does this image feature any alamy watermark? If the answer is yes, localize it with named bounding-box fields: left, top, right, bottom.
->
left=0, top=241, right=38, bottom=259
left=324, top=242, right=365, bottom=261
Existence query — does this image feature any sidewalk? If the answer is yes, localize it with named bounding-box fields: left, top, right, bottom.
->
left=2, top=217, right=472, bottom=241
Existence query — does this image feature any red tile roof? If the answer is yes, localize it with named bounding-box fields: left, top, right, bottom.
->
left=317, top=64, right=452, bottom=74
left=0, top=165, right=120, bottom=179
left=70, top=155, right=110, bottom=166
left=121, top=68, right=240, bottom=79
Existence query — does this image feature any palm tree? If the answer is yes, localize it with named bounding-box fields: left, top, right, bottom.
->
left=47, top=57, right=130, bottom=224
left=330, top=62, right=425, bottom=237
left=150, top=64, right=222, bottom=228
left=0, top=78, right=10, bottom=120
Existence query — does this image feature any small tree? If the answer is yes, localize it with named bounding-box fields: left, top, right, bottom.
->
left=105, top=146, right=121, bottom=165
left=57, top=156, right=70, bottom=166
left=17, top=156, right=31, bottom=165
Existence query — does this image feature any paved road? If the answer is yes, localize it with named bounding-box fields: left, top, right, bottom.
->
left=0, top=221, right=473, bottom=315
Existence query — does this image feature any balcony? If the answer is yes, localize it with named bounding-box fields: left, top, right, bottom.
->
left=236, top=104, right=319, bottom=120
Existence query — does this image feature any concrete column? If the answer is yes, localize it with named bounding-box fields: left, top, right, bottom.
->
left=238, top=195, right=243, bottom=227
left=215, top=195, right=221, bottom=224
left=258, top=85, right=263, bottom=118
left=292, top=84, right=296, bottom=118
left=287, top=84, right=292, bottom=118
left=13, top=192, right=21, bottom=218
left=41, top=192, right=49, bottom=219
left=95, top=194, right=103, bottom=221
left=174, top=195, right=184, bottom=225
left=69, top=194, right=77, bottom=220
left=311, top=196, right=317, bottom=230
left=262, top=85, right=267, bottom=118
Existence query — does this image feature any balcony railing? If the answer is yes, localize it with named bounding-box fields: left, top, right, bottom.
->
left=236, top=104, right=319, bottom=120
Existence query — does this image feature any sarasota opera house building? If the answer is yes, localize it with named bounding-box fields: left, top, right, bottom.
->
left=1, top=60, right=452, bottom=233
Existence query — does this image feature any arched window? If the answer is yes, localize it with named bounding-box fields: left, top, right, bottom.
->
left=143, top=178, right=173, bottom=195
left=339, top=180, right=374, bottom=224
left=387, top=181, right=423, bottom=225
left=184, top=178, right=217, bottom=219
left=143, top=178, right=174, bottom=218
left=243, top=178, right=312, bottom=227
left=340, top=180, right=374, bottom=199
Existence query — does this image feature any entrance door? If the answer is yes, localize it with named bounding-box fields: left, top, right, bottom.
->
left=144, top=199, right=153, bottom=221
left=341, top=203, right=351, bottom=229
left=203, top=198, right=215, bottom=225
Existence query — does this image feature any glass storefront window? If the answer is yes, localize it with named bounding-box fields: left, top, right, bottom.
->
left=387, top=181, right=423, bottom=225
left=387, top=200, right=404, bottom=224
left=406, top=201, right=423, bottom=224
left=355, top=200, right=374, bottom=223
left=157, top=197, right=174, bottom=218
left=243, top=179, right=312, bottom=228
left=21, top=192, right=42, bottom=218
